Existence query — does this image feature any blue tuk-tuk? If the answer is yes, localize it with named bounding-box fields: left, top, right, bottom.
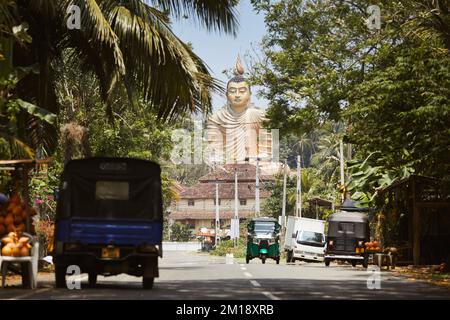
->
left=53, top=158, right=163, bottom=289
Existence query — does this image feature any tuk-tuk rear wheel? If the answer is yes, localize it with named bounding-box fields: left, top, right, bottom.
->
left=362, top=257, right=369, bottom=268
left=246, top=256, right=250, bottom=264
left=88, top=272, right=97, bottom=287
left=324, top=259, right=331, bottom=267
left=276, top=257, right=280, bottom=265
left=143, top=277, right=154, bottom=289
left=55, top=265, right=67, bottom=288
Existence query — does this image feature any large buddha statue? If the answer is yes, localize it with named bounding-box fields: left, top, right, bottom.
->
left=206, top=57, right=280, bottom=175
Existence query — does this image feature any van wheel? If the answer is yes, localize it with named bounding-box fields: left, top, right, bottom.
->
left=325, top=259, right=331, bottom=267
left=88, top=272, right=97, bottom=287
left=143, top=277, right=154, bottom=289
left=55, top=265, right=66, bottom=288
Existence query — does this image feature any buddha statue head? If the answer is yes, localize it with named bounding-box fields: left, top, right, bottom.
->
left=226, top=55, right=251, bottom=113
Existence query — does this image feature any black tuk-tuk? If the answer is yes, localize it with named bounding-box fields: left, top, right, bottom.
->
left=53, top=158, right=163, bottom=289
left=324, top=201, right=370, bottom=268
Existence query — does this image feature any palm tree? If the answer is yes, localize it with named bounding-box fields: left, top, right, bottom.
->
left=2, top=0, right=239, bottom=155
left=310, top=122, right=347, bottom=185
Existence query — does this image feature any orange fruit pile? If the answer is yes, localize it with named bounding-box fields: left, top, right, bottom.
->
left=1, top=232, right=32, bottom=257
left=364, top=241, right=381, bottom=252
left=0, top=193, right=36, bottom=237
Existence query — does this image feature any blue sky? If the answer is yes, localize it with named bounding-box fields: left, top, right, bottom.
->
left=171, top=0, right=269, bottom=111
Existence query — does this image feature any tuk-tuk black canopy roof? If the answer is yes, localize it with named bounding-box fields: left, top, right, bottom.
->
left=328, top=211, right=369, bottom=223
left=339, top=199, right=371, bottom=212
left=58, top=157, right=163, bottom=221
left=64, top=157, right=161, bottom=178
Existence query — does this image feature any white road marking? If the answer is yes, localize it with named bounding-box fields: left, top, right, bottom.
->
left=240, top=267, right=247, bottom=271
left=261, top=291, right=280, bottom=300
left=250, top=280, right=261, bottom=287
left=243, top=272, right=253, bottom=278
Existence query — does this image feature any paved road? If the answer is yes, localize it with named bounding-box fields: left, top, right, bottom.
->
left=0, top=251, right=449, bottom=300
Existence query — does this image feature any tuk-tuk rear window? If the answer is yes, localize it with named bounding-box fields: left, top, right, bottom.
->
left=254, top=222, right=276, bottom=234
left=69, top=175, right=162, bottom=221
left=95, top=181, right=129, bottom=200
left=339, top=222, right=355, bottom=233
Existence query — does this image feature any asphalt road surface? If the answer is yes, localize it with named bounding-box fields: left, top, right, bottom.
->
left=0, top=251, right=449, bottom=300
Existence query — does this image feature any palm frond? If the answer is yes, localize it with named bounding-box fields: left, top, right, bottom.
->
left=0, top=133, right=35, bottom=159
left=107, top=1, right=222, bottom=120
left=59, top=0, right=126, bottom=106
left=0, top=2, right=18, bottom=34
left=148, top=0, right=239, bottom=35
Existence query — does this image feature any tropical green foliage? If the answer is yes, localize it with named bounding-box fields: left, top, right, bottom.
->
left=169, top=222, right=194, bottom=242
left=211, top=238, right=246, bottom=258
left=251, top=0, right=450, bottom=204
left=262, top=166, right=337, bottom=220
left=1, top=0, right=239, bottom=157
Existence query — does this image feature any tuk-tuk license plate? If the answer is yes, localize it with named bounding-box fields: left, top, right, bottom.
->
left=101, top=247, right=120, bottom=259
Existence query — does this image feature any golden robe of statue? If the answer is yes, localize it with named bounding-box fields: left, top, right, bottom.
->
left=206, top=57, right=280, bottom=175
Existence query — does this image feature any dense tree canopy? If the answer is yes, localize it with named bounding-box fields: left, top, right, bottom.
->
left=251, top=0, right=450, bottom=202
left=0, top=0, right=239, bottom=157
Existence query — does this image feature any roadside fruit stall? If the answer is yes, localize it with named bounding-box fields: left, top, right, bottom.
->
left=364, top=240, right=397, bottom=270
left=0, top=158, right=51, bottom=288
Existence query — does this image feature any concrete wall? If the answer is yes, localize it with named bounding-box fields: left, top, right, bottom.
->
left=163, top=242, right=202, bottom=251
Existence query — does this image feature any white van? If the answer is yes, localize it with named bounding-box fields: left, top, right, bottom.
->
left=284, top=217, right=326, bottom=263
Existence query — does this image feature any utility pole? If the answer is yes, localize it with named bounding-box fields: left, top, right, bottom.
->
left=255, top=156, right=260, bottom=217
left=281, top=160, right=288, bottom=250
left=296, top=155, right=302, bottom=217
left=281, top=159, right=287, bottom=227
left=339, top=139, right=345, bottom=203
left=234, top=169, right=239, bottom=247
left=245, top=156, right=270, bottom=217
left=215, top=177, right=220, bottom=247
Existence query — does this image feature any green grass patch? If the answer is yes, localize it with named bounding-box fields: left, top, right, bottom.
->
left=431, top=273, right=450, bottom=280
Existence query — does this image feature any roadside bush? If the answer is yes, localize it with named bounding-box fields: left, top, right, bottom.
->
left=211, top=238, right=246, bottom=258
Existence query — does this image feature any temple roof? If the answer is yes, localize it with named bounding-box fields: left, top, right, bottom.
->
left=169, top=210, right=254, bottom=220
